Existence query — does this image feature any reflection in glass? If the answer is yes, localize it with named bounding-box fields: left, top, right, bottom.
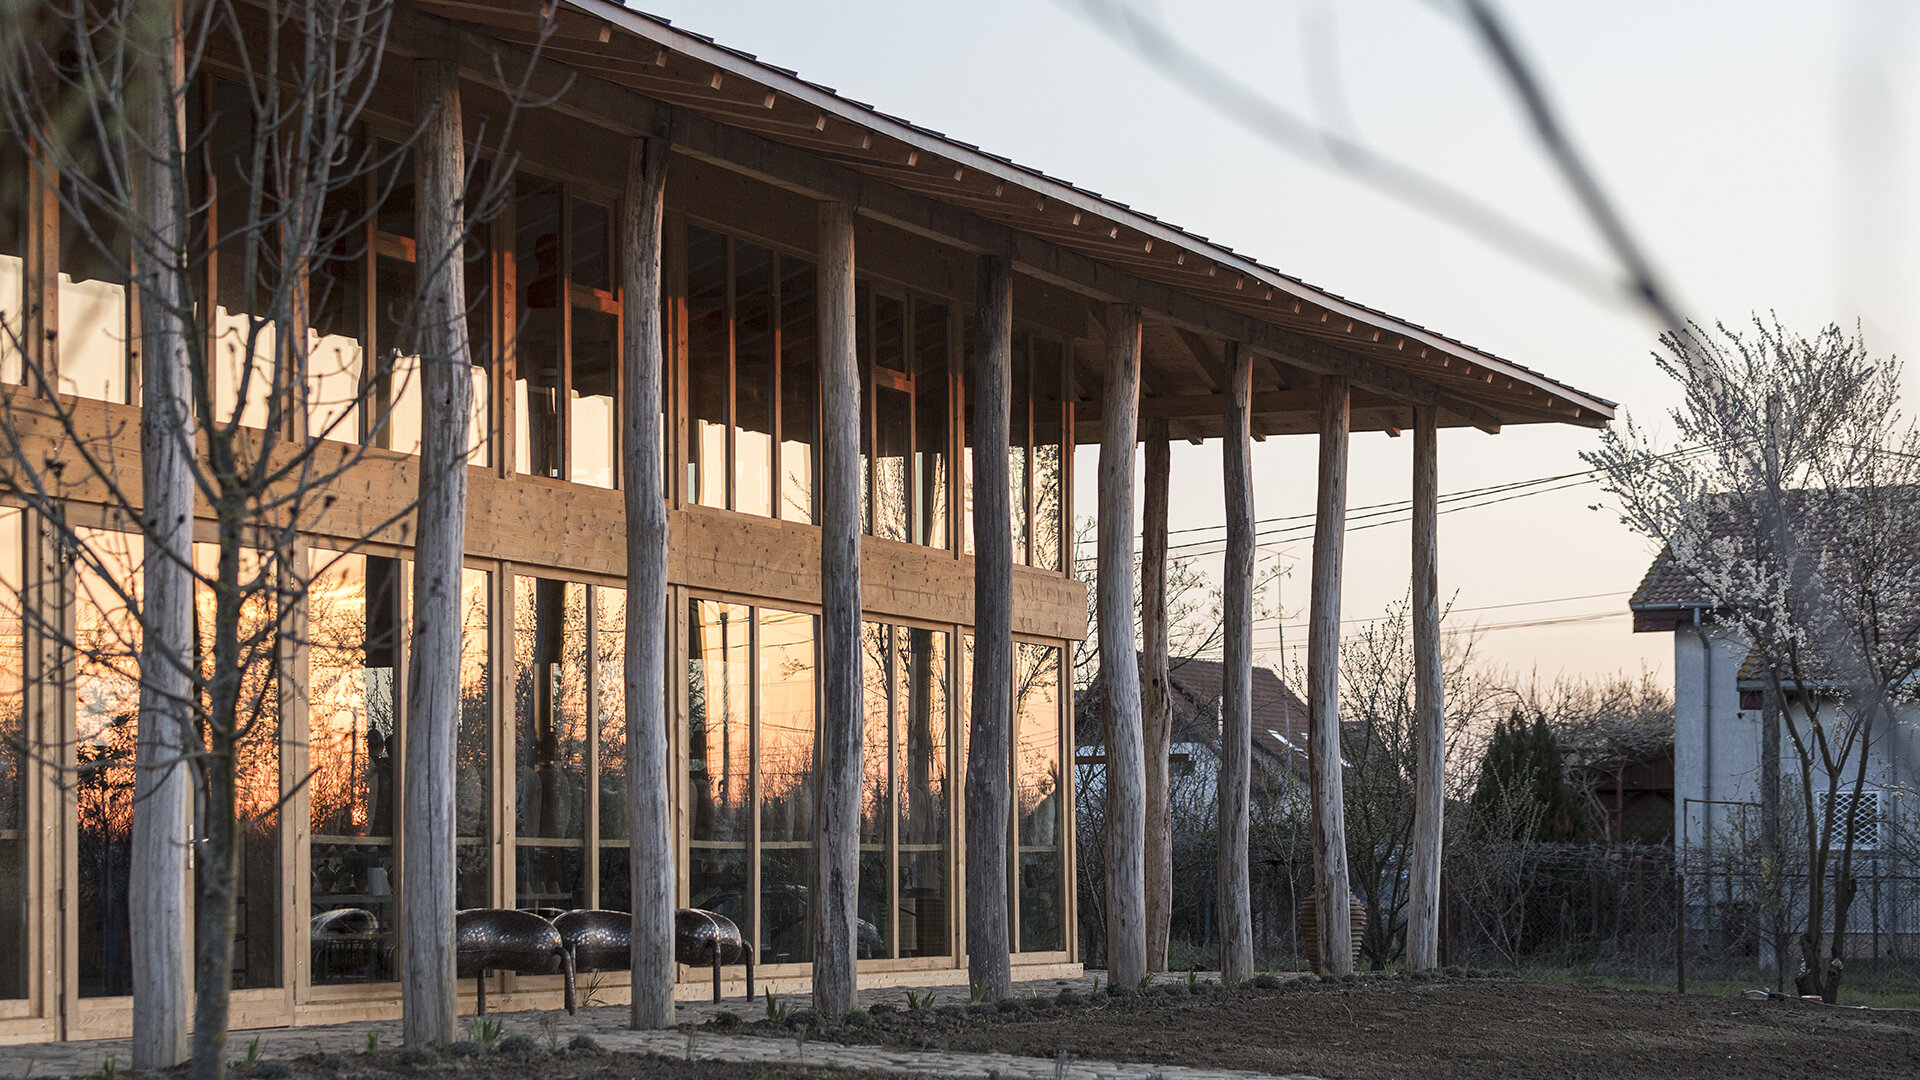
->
left=192, top=544, right=282, bottom=988
left=308, top=185, right=366, bottom=444
left=515, top=177, right=564, bottom=478
left=758, top=609, right=815, bottom=963
left=0, top=511, right=26, bottom=996
left=1009, top=334, right=1031, bottom=565
left=308, top=551, right=402, bottom=984
left=372, top=256, right=422, bottom=453
left=570, top=308, right=618, bottom=488
left=858, top=622, right=892, bottom=956
left=458, top=569, right=491, bottom=909
left=515, top=577, right=589, bottom=911
left=1, top=136, right=23, bottom=384
left=734, top=242, right=775, bottom=517
left=58, top=192, right=130, bottom=403
left=687, top=227, right=729, bottom=507
left=897, top=628, right=948, bottom=958
left=1015, top=643, right=1063, bottom=952
left=777, top=259, right=817, bottom=523
left=689, top=599, right=750, bottom=931
left=75, top=531, right=141, bottom=996
left=871, top=295, right=908, bottom=542
left=595, top=587, right=628, bottom=913
left=1031, top=338, right=1065, bottom=571
left=913, top=301, right=949, bottom=549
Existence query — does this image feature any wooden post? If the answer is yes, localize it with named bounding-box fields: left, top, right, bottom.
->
left=813, top=200, right=861, bottom=1017
left=1217, top=342, right=1254, bottom=984
left=965, top=253, right=1014, bottom=1000
left=621, top=135, right=675, bottom=1030
left=1141, top=419, right=1172, bottom=974
left=1406, top=406, right=1445, bottom=970
left=1098, top=303, right=1147, bottom=988
left=1307, top=375, right=1354, bottom=977
left=401, top=58, right=470, bottom=1047
left=129, top=24, right=191, bottom=1068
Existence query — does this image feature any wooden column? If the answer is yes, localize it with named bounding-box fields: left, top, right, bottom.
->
left=1098, top=303, right=1147, bottom=988
left=129, top=27, right=191, bottom=1068
left=1307, top=375, right=1354, bottom=976
left=813, top=200, right=862, bottom=1016
left=965, top=253, right=1014, bottom=1000
left=621, top=135, right=675, bottom=1028
left=1406, top=406, right=1445, bottom=970
left=401, top=57, right=470, bottom=1047
left=1216, top=342, right=1254, bottom=983
left=1141, top=420, right=1172, bottom=973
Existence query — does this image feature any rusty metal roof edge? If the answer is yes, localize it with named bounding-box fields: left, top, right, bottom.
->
left=574, top=0, right=1613, bottom=419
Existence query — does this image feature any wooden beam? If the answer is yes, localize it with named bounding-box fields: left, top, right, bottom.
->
left=965, top=252, right=1015, bottom=1000
left=813, top=200, right=861, bottom=1016
left=621, top=135, right=676, bottom=1028
left=402, top=55, right=471, bottom=1048
left=1307, top=375, right=1354, bottom=977
left=1141, top=419, right=1172, bottom=974
left=1406, top=406, right=1444, bottom=971
left=1217, top=342, right=1254, bottom=984
left=1098, top=303, right=1147, bottom=989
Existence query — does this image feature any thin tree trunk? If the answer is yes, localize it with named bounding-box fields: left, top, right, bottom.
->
left=130, top=15, right=192, bottom=1065
left=189, top=541, right=244, bottom=1080
left=1308, top=375, right=1354, bottom=976
left=621, top=135, right=674, bottom=1030
left=965, top=253, right=1014, bottom=1000
left=1216, top=342, right=1253, bottom=984
left=1141, top=419, right=1172, bottom=974
left=1761, top=682, right=1784, bottom=988
left=1406, top=406, right=1444, bottom=971
left=1098, top=303, right=1146, bottom=988
left=401, top=58, right=469, bottom=1047
left=813, top=200, right=861, bottom=1017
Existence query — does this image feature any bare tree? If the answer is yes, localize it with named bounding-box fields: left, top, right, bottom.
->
left=0, top=0, right=538, bottom=1070
left=1587, top=317, right=1920, bottom=1003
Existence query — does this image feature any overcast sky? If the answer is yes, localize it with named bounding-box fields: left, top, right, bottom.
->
left=631, top=0, right=1919, bottom=689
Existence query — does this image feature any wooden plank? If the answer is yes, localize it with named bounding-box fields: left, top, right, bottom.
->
left=1217, top=343, right=1253, bottom=984
left=965, top=253, right=1014, bottom=1000
left=1406, top=406, right=1444, bottom=970
left=621, top=134, right=678, bottom=1029
left=1307, top=376, right=1354, bottom=977
left=1097, top=303, right=1146, bottom=989
left=812, top=200, right=861, bottom=1016
left=1140, top=419, right=1172, bottom=974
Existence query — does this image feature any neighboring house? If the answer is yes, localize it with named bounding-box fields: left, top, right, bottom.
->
left=1630, top=549, right=1914, bottom=859
left=1078, top=656, right=1313, bottom=809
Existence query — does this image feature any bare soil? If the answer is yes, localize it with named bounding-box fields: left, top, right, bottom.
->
left=219, top=1049, right=889, bottom=1080
left=721, top=973, right=1920, bottom=1080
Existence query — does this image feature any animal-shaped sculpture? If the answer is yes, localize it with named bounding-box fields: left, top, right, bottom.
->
left=552, top=909, right=630, bottom=1014
left=675, top=908, right=754, bottom=1002
left=455, top=908, right=563, bottom=1014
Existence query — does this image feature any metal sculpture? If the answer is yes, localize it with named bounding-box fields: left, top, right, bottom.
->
left=676, top=908, right=754, bottom=1003
left=552, top=909, right=629, bottom=1014
left=455, top=908, right=563, bottom=1014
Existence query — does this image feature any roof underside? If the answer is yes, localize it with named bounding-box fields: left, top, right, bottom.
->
left=404, top=0, right=1616, bottom=440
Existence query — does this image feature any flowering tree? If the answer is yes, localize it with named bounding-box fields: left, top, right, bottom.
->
left=1585, top=317, right=1920, bottom=1002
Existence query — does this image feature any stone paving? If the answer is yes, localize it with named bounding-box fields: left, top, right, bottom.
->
left=0, top=974, right=1325, bottom=1080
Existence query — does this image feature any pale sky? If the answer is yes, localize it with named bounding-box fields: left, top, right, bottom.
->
left=631, top=0, right=1920, bottom=688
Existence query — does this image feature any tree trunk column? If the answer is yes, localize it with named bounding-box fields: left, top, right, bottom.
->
left=965, top=253, right=1014, bottom=1000
left=621, top=135, right=675, bottom=1030
left=1406, top=406, right=1445, bottom=971
left=402, top=57, right=471, bottom=1048
left=1217, top=342, right=1254, bottom=984
left=813, top=200, right=862, bottom=1016
left=1098, top=303, right=1147, bottom=988
left=1141, top=420, right=1172, bottom=974
left=1308, top=375, right=1354, bottom=977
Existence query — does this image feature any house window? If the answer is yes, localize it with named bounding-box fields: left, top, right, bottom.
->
left=0, top=509, right=26, bottom=999
left=1819, top=788, right=1882, bottom=851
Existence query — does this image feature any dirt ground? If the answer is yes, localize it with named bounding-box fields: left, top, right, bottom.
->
left=720, top=973, right=1920, bottom=1080
left=216, top=1048, right=890, bottom=1080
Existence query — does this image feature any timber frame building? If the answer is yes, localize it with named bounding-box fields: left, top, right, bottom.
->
left=0, top=0, right=1613, bottom=1042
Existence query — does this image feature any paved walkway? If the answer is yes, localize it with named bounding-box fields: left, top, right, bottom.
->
left=0, top=974, right=1324, bottom=1080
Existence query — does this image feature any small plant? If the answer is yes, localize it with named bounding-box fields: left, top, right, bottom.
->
left=765, top=988, right=792, bottom=1022
left=1187, top=969, right=1199, bottom=987
left=1137, top=971, right=1154, bottom=992
left=470, top=1017, right=505, bottom=1049
left=244, top=1035, right=263, bottom=1068
left=905, top=989, right=938, bottom=1012
left=101, top=1054, right=117, bottom=1080
left=364, top=1032, right=380, bottom=1054
left=536, top=1013, right=561, bottom=1052
left=970, top=981, right=989, bottom=1004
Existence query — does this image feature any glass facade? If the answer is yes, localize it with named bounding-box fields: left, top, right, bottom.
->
left=961, top=329, right=1068, bottom=566
left=0, top=510, right=25, bottom=998
left=75, top=531, right=142, bottom=997
left=514, top=576, right=590, bottom=912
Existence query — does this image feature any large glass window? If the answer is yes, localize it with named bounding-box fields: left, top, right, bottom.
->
left=58, top=165, right=131, bottom=403
left=457, top=568, right=492, bottom=909
left=757, top=608, right=815, bottom=964
left=688, top=599, right=751, bottom=928
left=913, top=301, right=950, bottom=549
left=778, top=262, right=817, bottom=523
left=594, top=587, right=629, bottom=914
left=1030, top=338, right=1065, bottom=571
left=2, top=131, right=27, bottom=385
left=210, top=79, right=278, bottom=430
left=514, top=181, right=615, bottom=486
left=858, top=288, right=950, bottom=549
left=858, top=622, right=891, bottom=954
left=75, top=531, right=142, bottom=996
left=896, top=626, right=949, bottom=958
left=514, top=576, right=589, bottom=912
left=308, top=551, right=402, bottom=984
left=1014, top=642, right=1064, bottom=952
left=0, top=509, right=27, bottom=998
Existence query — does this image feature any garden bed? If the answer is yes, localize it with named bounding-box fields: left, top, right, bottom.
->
left=712, top=971, right=1920, bottom=1080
